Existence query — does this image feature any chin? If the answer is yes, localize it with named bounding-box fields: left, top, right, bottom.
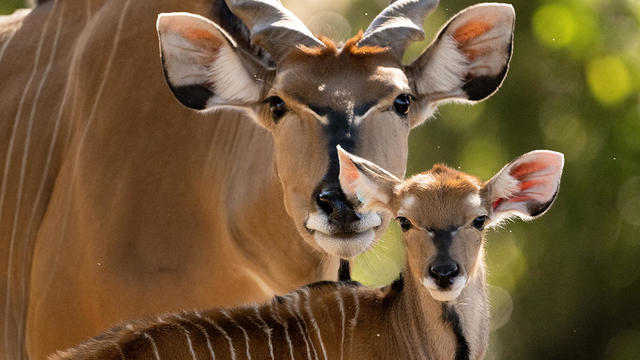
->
left=423, top=276, right=467, bottom=302
left=313, top=229, right=376, bottom=258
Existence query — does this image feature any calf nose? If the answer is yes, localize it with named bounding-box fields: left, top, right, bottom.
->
left=429, top=263, right=460, bottom=288
left=316, top=188, right=361, bottom=231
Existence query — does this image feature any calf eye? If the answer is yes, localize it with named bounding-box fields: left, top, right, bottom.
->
left=396, top=216, right=412, bottom=232
left=472, top=215, right=488, bottom=230
left=268, top=96, right=287, bottom=121
left=392, top=94, right=412, bottom=116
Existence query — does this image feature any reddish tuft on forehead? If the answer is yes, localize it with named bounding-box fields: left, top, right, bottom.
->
left=291, top=31, right=391, bottom=59
left=427, top=164, right=480, bottom=192
left=402, top=164, right=481, bottom=203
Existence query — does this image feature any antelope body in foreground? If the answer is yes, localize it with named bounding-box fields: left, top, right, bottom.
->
left=53, top=148, right=564, bottom=360
left=1, top=0, right=516, bottom=356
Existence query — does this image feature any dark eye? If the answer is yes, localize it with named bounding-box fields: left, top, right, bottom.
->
left=472, top=215, right=488, bottom=230
left=392, top=94, right=412, bottom=116
left=268, top=96, right=287, bottom=121
left=396, top=216, right=412, bottom=232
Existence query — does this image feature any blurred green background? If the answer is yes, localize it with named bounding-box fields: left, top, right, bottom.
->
left=2, top=0, right=639, bottom=358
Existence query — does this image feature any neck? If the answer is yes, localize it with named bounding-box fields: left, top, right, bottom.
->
left=384, top=263, right=488, bottom=360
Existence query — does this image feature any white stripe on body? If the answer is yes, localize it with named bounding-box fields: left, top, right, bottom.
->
left=249, top=306, right=274, bottom=360
left=348, top=287, right=360, bottom=359
left=13, top=1, right=66, bottom=343
left=29, top=1, right=134, bottom=346
left=143, top=332, right=161, bottom=360
left=176, top=324, right=198, bottom=360
left=284, top=294, right=312, bottom=360
left=193, top=321, right=216, bottom=360
left=1, top=3, right=57, bottom=356
left=334, top=288, right=346, bottom=360
left=301, top=288, right=328, bottom=360
left=202, top=315, right=237, bottom=360
left=221, top=309, right=252, bottom=360
left=293, top=291, right=319, bottom=360
left=193, top=311, right=217, bottom=360
left=269, top=300, right=295, bottom=360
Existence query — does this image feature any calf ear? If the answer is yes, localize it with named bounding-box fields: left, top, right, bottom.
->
left=484, top=151, right=564, bottom=225
left=337, top=146, right=401, bottom=212
left=408, top=3, right=514, bottom=105
left=156, top=13, right=265, bottom=110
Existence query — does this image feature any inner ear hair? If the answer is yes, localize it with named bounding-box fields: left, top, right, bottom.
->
left=408, top=3, right=515, bottom=104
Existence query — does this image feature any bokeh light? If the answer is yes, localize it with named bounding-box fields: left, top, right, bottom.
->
left=457, top=136, right=507, bottom=180
left=540, top=113, right=590, bottom=162
left=489, top=285, right=513, bottom=332
left=586, top=56, right=633, bottom=106
left=307, top=11, right=351, bottom=42
left=485, top=233, right=528, bottom=292
left=617, top=177, right=640, bottom=226
left=532, top=4, right=578, bottom=49
left=605, top=329, right=640, bottom=360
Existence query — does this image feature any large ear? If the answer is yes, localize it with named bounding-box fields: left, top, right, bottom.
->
left=484, top=150, right=564, bottom=225
left=156, top=13, right=267, bottom=110
left=337, top=146, right=401, bottom=212
left=408, top=3, right=514, bottom=106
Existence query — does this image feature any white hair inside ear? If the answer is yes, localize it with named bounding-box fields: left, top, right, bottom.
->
left=156, top=12, right=262, bottom=110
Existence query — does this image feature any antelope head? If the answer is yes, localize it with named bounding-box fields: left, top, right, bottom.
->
left=156, top=0, right=515, bottom=258
left=338, top=147, right=564, bottom=301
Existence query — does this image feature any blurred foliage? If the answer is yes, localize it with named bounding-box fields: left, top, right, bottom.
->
left=2, top=0, right=639, bottom=358
left=0, top=0, right=26, bottom=15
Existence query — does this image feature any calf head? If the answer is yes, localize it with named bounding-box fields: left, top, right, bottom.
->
left=338, top=147, right=564, bottom=301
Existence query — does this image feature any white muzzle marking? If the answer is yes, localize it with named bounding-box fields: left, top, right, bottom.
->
left=305, top=211, right=382, bottom=258
left=422, top=275, right=467, bottom=302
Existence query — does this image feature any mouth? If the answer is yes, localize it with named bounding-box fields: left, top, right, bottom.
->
left=422, top=276, right=467, bottom=302
left=305, top=211, right=382, bottom=258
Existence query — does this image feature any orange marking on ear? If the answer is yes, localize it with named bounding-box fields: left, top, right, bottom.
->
left=338, top=151, right=360, bottom=192
left=343, top=163, right=360, bottom=182
left=453, top=21, right=494, bottom=44
left=510, top=162, right=547, bottom=179
left=184, top=28, right=214, bottom=41
left=520, top=180, right=543, bottom=191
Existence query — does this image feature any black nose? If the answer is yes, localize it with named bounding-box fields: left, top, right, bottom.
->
left=429, top=262, right=460, bottom=288
left=316, top=188, right=361, bottom=232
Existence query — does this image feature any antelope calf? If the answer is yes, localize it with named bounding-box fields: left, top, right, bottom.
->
left=51, top=147, right=563, bottom=360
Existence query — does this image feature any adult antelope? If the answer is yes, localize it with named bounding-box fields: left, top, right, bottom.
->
left=0, top=0, right=514, bottom=357
left=52, top=147, right=564, bottom=360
